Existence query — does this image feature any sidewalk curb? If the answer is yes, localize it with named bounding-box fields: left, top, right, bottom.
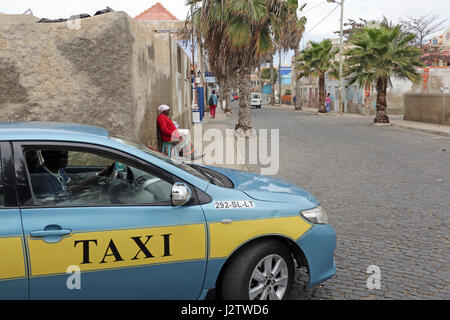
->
left=274, top=104, right=449, bottom=136
left=391, top=122, right=450, bottom=137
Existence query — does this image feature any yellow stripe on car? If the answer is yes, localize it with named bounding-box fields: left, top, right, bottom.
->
left=209, top=216, right=312, bottom=259
left=27, top=224, right=206, bottom=277
left=0, top=237, right=27, bottom=280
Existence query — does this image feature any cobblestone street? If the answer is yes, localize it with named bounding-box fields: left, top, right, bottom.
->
left=216, top=103, right=450, bottom=300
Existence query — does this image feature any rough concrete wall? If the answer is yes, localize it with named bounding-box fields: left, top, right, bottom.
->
left=0, top=12, right=192, bottom=148
left=404, top=93, right=450, bottom=125
left=0, top=14, right=38, bottom=24
left=347, top=103, right=362, bottom=114
left=171, top=37, right=192, bottom=129
left=0, top=12, right=134, bottom=137
left=138, top=21, right=185, bottom=33
left=128, top=28, right=192, bottom=147
left=129, top=20, right=162, bottom=148
left=446, top=95, right=450, bottom=125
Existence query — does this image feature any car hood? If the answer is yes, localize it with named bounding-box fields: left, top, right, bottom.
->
left=204, top=166, right=319, bottom=208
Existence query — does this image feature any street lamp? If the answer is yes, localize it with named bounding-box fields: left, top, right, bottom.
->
left=327, top=0, right=344, bottom=115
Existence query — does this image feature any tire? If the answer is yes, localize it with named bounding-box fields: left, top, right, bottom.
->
left=219, top=239, right=294, bottom=300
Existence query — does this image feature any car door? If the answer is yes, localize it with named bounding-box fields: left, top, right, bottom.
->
left=14, top=141, right=207, bottom=300
left=0, top=142, right=28, bottom=299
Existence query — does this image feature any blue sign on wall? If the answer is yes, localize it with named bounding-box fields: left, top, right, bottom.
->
left=263, top=84, right=272, bottom=94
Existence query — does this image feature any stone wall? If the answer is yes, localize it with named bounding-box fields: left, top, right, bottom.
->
left=138, top=20, right=185, bottom=34
left=0, top=12, right=192, bottom=148
left=301, top=67, right=450, bottom=115
left=404, top=93, right=450, bottom=125
left=0, top=14, right=38, bottom=25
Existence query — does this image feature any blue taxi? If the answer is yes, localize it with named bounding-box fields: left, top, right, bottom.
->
left=0, top=122, right=336, bottom=300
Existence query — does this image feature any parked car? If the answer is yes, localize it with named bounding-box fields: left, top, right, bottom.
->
left=233, top=93, right=239, bottom=100
left=0, top=122, right=336, bottom=300
left=251, top=93, right=262, bottom=109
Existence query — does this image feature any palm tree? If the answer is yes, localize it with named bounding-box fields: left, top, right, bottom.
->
left=296, top=39, right=338, bottom=113
left=273, top=0, right=306, bottom=110
left=183, top=1, right=237, bottom=113
left=345, top=25, right=423, bottom=123
left=191, top=0, right=290, bottom=133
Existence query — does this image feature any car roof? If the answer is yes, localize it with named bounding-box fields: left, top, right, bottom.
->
left=0, top=122, right=109, bottom=140
left=0, top=121, right=210, bottom=191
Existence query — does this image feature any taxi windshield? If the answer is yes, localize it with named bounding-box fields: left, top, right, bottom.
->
left=110, top=136, right=209, bottom=182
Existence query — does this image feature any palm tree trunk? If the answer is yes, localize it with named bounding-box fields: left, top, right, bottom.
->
left=270, top=57, right=275, bottom=106
left=258, top=66, right=263, bottom=95
left=375, top=77, right=389, bottom=123
left=294, top=47, right=301, bottom=110
left=318, top=72, right=326, bottom=113
left=224, top=77, right=232, bottom=113
left=235, top=68, right=252, bottom=132
left=218, top=77, right=224, bottom=111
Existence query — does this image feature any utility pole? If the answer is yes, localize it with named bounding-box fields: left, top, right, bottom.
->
left=278, top=48, right=282, bottom=105
left=328, top=0, right=345, bottom=115
left=191, top=5, right=197, bottom=106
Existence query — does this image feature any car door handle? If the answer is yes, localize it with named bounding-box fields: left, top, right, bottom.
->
left=30, top=229, right=72, bottom=238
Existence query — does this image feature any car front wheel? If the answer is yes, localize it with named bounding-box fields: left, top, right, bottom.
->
left=219, top=240, right=294, bottom=300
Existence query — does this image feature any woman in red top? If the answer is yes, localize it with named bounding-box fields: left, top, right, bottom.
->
left=157, top=105, right=181, bottom=155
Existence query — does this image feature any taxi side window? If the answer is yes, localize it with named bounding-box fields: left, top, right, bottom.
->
left=23, top=148, right=173, bottom=207
left=0, top=151, right=4, bottom=206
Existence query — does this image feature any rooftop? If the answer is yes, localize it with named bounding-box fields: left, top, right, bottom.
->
left=0, top=122, right=109, bottom=139
left=134, top=2, right=178, bottom=21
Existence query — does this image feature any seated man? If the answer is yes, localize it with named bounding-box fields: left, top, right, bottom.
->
left=32, top=150, right=71, bottom=201
left=31, top=150, right=113, bottom=202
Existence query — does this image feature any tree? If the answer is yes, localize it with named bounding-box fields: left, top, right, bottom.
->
left=273, top=1, right=307, bottom=109
left=400, top=13, right=448, bottom=49
left=182, top=1, right=239, bottom=114
left=261, top=66, right=277, bottom=84
left=192, top=0, right=291, bottom=133
left=296, top=39, right=338, bottom=113
left=335, top=18, right=367, bottom=40
left=345, top=25, right=424, bottom=123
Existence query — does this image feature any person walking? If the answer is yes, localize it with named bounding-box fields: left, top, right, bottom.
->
left=326, top=93, right=331, bottom=113
left=208, top=90, right=218, bottom=119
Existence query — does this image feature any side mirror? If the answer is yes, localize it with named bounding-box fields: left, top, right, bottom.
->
left=171, top=182, right=192, bottom=207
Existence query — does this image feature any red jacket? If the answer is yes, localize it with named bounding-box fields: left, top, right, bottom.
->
left=157, top=114, right=180, bottom=142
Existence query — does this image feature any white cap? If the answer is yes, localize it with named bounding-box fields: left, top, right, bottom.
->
left=158, top=105, right=170, bottom=113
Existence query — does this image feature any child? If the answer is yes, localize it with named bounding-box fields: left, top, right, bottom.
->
left=326, top=93, right=331, bottom=112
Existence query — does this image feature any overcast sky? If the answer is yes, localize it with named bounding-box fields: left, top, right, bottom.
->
left=2, top=0, right=449, bottom=64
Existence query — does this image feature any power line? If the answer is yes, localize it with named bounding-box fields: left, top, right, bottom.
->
left=305, top=4, right=340, bottom=35
left=302, top=1, right=327, bottom=14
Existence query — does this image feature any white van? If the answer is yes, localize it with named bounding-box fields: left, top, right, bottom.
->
left=250, top=93, right=262, bottom=109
